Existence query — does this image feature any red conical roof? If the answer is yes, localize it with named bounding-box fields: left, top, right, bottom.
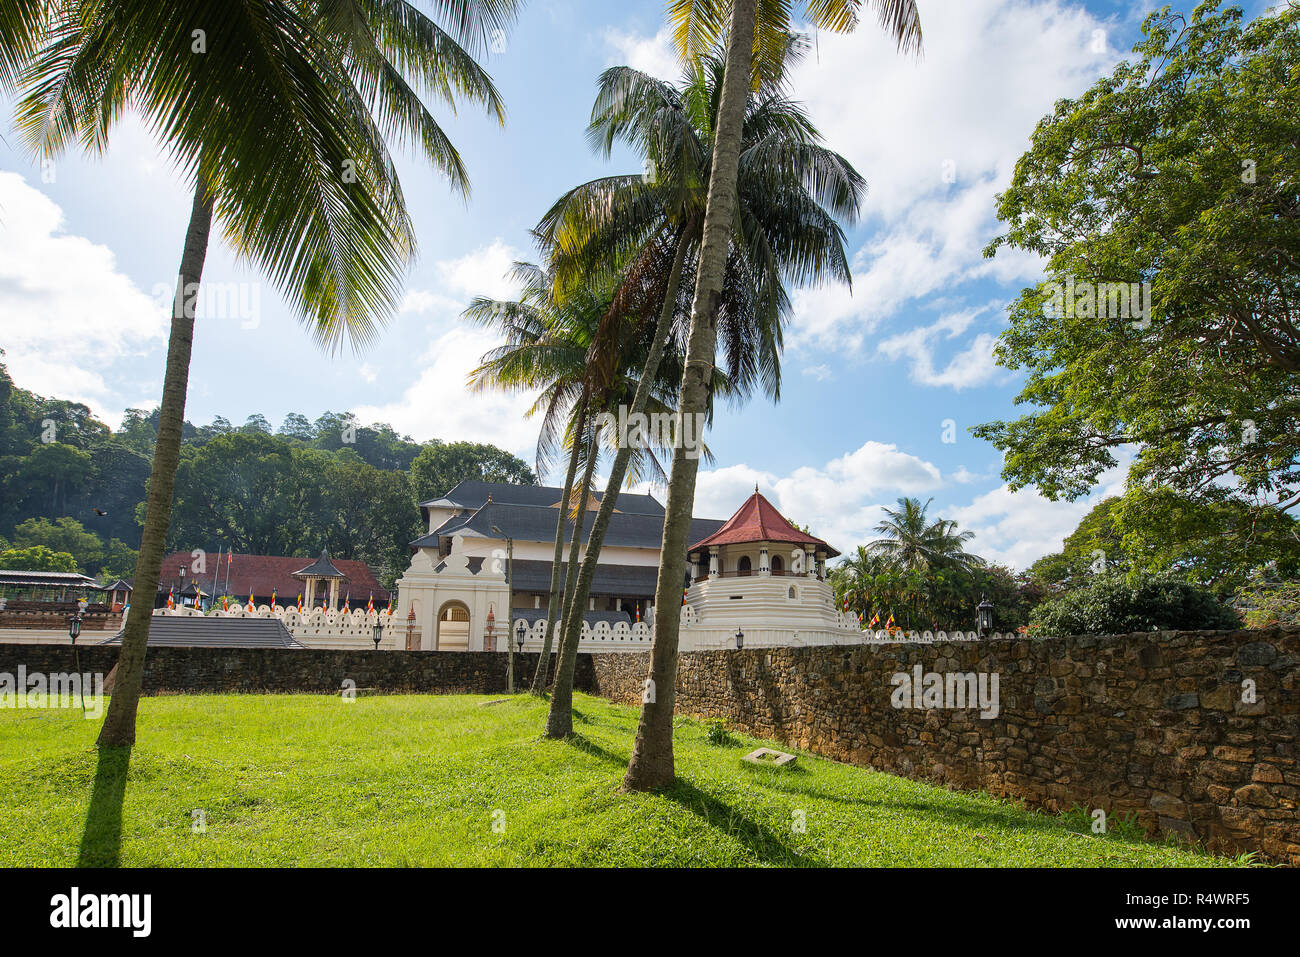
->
left=689, top=491, right=838, bottom=556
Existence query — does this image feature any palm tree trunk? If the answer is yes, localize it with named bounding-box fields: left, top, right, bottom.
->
left=532, top=399, right=588, bottom=692
left=543, top=422, right=601, bottom=737
left=622, top=0, right=756, bottom=791
left=544, top=236, right=688, bottom=738
left=97, top=180, right=213, bottom=747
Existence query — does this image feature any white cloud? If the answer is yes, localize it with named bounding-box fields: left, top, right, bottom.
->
left=801, top=363, right=833, bottom=381
left=781, top=0, right=1120, bottom=351
left=0, top=171, right=167, bottom=421
left=689, top=440, right=946, bottom=552
left=353, top=239, right=538, bottom=455
left=602, top=26, right=682, bottom=79
left=352, top=325, right=539, bottom=455
left=876, top=304, right=1004, bottom=389
left=949, top=455, right=1131, bottom=567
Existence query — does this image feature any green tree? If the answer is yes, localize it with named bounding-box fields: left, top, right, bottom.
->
left=0, top=544, right=78, bottom=572
left=10, top=0, right=520, bottom=747
left=13, top=516, right=103, bottom=574
left=623, top=0, right=921, bottom=791
left=1030, top=569, right=1240, bottom=635
left=408, top=440, right=538, bottom=502
left=975, top=3, right=1300, bottom=521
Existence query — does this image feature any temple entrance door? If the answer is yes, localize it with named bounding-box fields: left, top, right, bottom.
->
left=436, top=601, right=470, bottom=651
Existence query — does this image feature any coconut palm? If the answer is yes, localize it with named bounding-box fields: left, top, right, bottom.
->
left=466, top=260, right=691, bottom=690
left=867, top=497, right=985, bottom=574
left=622, top=0, right=922, bottom=791
left=9, top=0, right=519, bottom=747
left=540, top=47, right=866, bottom=738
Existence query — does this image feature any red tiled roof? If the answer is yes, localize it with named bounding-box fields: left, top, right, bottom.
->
left=157, top=552, right=389, bottom=602
left=688, top=492, right=839, bottom=556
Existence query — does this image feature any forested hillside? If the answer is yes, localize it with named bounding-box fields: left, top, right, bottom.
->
left=0, top=361, right=536, bottom=586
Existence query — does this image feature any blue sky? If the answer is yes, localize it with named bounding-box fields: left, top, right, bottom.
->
left=0, top=0, right=1273, bottom=567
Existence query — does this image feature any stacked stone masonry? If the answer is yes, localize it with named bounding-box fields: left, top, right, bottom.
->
left=588, top=627, right=1300, bottom=865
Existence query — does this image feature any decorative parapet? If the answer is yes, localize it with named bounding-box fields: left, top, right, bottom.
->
left=514, top=616, right=653, bottom=652
left=152, top=604, right=400, bottom=647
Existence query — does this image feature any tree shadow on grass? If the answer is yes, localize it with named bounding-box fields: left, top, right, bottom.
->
left=562, top=732, right=627, bottom=768
left=749, top=776, right=1091, bottom=841
left=663, top=779, right=827, bottom=867
left=77, top=746, right=131, bottom=868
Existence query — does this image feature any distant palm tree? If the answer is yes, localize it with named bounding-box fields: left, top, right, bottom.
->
left=867, top=497, right=985, bottom=574
left=623, top=0, right=921, bottom=791
left=8, top=0, right=519, bottom=747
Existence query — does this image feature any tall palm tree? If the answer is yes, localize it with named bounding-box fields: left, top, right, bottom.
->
left=867, top=497, right=985, bottom=574
left=541, top=49, right=866, bottom=738
left=10, top=0, right=519, bottom=747
left=623, top=0, right=922, bottom=791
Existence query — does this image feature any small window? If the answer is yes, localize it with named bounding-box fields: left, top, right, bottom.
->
left=738, top=556, right=752, bottom=576
left=788, top=586, right=797, bottom=600
left=771, top=555, right=784, bottom=573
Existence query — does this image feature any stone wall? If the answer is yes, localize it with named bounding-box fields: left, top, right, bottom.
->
left=589, top=627, right=1300, bottom=864
left=0, top=643, right=590, bottom=696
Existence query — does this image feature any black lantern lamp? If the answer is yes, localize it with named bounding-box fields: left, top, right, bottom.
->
left=735, top=627, right=744, bottom=650
left=371, top=621, right=384, bottom=650
left=516, top=619, right=527, bottom=653
left=67, top=614, right=82, bottom=645
left=976, top=594, right=994, bottom=637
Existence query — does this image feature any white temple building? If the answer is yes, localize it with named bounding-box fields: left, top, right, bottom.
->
left=391, top=481, right=862, bottom=652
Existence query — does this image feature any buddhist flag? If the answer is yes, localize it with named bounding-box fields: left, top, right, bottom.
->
left=682, top=587, right=688, bottom=606
left=366, top=593, right=374, bottom=614
left=635, top=602, right=641, bottom=623
left=869, top=612, right=880, bottom=628
left=296, top=594, right=303, bottom=613
left=247, top=593, right=255, bottom=612
left=343, top=592, right=351, bottom=613
left=842, top=596, right=849, bottom=612
left=270, top=589, right=276, bottom=608
left=386, top=597, right=393, bottom=617
left=166, top=587, right=174, bottom=610
left=221, top=595, right=229, bottom=611
left=886, top=612, right=895, bottom=631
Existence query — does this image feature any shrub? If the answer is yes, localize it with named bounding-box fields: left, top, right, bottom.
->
left=704, top=719, right=735, bottom=747
left=1029, top=570, right=1241, bottom=636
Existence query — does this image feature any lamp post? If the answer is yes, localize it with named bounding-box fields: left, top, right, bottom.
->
left=371, top=621, right=383, bottom=650
left=492, top=525, right=515, bottom=693
left=68, top=612, right=85, bottom=712
left=516, top=619, right=527, bottom=654
left=735, top=627, right=744, bottom=650
left=977, top=594, right=994, bottom=638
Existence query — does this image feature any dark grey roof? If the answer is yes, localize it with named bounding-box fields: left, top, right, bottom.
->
left=410, top=501, right=725, bottom=552
left=103, top=579, right=133, bottom=592
left=291, top=549, right=347, bottom=580
left=100, top=615, right=305, bottom=648
left=421, top=480, right=666, bottom=516
left=0, top=569, right=101, bottom=588
left=510, top=559, right=665, bottom=598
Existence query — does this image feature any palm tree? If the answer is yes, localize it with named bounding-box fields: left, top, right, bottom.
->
left=867, top=497, right=985, bottom=574
left=622, top=0, right=922, bottom=791
left=10, top=0, right=519, bottom=747
left=541, top=49, right=867, bottom=738
left=466, top=260, right=686, bottom=691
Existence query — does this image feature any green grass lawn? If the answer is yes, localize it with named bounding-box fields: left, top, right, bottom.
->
left=0, top=692, right=1248, bottom=867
